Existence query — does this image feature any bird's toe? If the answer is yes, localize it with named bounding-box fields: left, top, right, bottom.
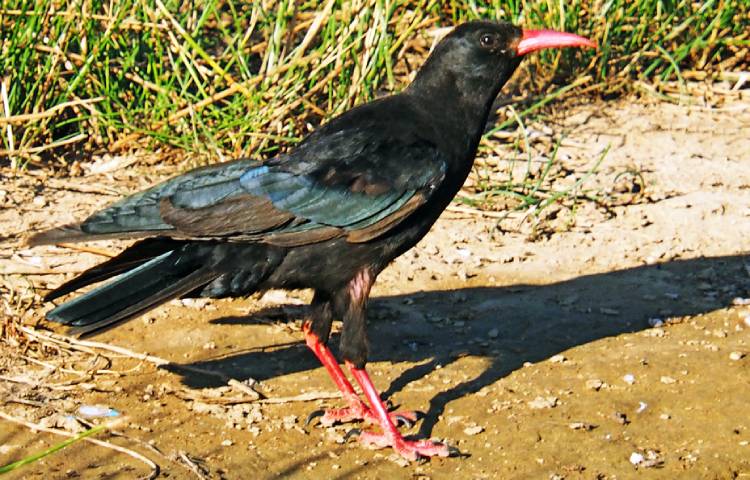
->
left=304, top=409, right=326, bottom=428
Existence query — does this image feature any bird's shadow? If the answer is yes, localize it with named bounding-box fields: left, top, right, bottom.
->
left=166, top=254, right=748, bottom=437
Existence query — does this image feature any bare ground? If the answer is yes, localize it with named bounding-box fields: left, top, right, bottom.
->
left=1, top=94, right=750, bottom=479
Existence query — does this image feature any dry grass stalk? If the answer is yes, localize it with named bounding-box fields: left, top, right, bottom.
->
left=0, top=411, right=160, bottom=479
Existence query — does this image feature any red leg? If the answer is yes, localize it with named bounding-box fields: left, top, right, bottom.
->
left=302, top=322, right=417, bottom=427
left=303, top=321, right=366, bottom=425
left=346, top=361, right=450, bottom=461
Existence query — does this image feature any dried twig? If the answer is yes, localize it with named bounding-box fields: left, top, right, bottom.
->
left=176, top=451, right=211, bottom=480
left=0, top=264, right=90, bottom=275
left=258, top=390, right=341, bottom=404
left=174, top=391, right=259, bottom=405
left=1, top=78, right=14, bottom=169
left=57, top=243, right=117, bottom=258
left=227, top=378, right=261, bottom=399
left=0, top=97, right=103, bottom=125
left=0, top=373, right=81, bottom=391
left=42, top=180, right=124, bottom=196
left=292, top=0, right=335, bottom=62
left=4, top=397, right=46, bottom=408
left=0, top=133, right=87, bottom=157
left=446, top=205, right=509, bottom=219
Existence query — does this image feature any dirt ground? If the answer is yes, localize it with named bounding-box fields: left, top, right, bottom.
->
left=1, top=93, right=749, bottom=479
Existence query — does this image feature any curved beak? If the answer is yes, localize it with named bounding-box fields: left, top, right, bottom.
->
left=516, top=29, right=597, bottom=56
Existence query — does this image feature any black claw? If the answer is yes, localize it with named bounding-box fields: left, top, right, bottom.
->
left=447, top=446, right=463, bottom=457
left=343, top=428, right=361, bottom=443
left=305, top=410, right=325, bottom=428
left=413, top=410, right=426, bottom=421
left=394, top=415, right=414, bottom=428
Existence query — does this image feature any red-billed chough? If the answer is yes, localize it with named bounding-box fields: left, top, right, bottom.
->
left=28, top=21, right=595, bottom=461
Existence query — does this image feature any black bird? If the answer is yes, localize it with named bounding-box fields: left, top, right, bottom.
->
left=29, top=22, right=594, bottom=460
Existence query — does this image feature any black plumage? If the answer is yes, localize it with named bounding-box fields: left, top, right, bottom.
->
left=29, top=21, right=594, bottom=460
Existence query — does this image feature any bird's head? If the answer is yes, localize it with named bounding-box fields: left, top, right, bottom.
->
left=408, top=21, right=595, bottom=111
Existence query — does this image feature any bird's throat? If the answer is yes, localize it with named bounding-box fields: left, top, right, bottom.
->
left=406, top=63, right=517, bottom=162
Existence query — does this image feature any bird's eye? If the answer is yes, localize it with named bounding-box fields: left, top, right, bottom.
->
left=479, top=33, right=496, bottom=49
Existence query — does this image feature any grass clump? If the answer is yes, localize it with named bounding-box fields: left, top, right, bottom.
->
left=0, top=0, right=747, bottom=163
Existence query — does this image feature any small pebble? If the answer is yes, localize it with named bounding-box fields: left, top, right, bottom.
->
left=636, top=402, right=648, bottom=413
left=731, top=297, right=750, bottom=306
left=528, top=396, right=558, bottom=409
left=282, top=415, right=298, bottom=430
left=648, top=318, right=664, bottom=328
left=549, top=354, right=566, bottom=363
left=386, top=453, right=409, bottom=467
left=660, top=413, right=671, bottom=420
left=568, top=422, right=596, bottom=431
left=487, top=328, right=499, bottom=338
left=180, top=298, right=210, bottom=308
left=463, top=425, right=484, bottom=436
left=623, top=374, right=635, bottom=385
left=78, top=405, right=120, bottom=418
left=660, top=376, right=676, bottom=384
left=643, top=327, right=665, bottom=337
left=743, top=314, right=750, bottom=329
left=629, top=452, right=644, bottom=466
left=613, top=412, right=629, bottom=425
left=585, top=379, right=604, bottom=391
left=221, top=439, right=233, bottom=446
left=729, top=352, right=745, bottom=361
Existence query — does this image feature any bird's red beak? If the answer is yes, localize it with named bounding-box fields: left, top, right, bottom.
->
left=516, top=29, right=597, bottom=56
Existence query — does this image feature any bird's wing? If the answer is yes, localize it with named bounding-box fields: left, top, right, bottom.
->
left=235, top=130, right=447, bottom=245
left=29, top=131, right=447, bottom=247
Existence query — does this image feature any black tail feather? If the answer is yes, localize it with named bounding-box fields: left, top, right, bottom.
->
left=47, top=246, right=220, bottom=336
left=45, top=238, right=183, bottom=302
left=26, top=224, right=157, bottom=247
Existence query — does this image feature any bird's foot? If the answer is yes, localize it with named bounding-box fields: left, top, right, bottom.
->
left=349, top=430, right=452, bottom=461
left=342, top=361, right=456, bottom=461
left=306, top=401, right=418, bottom=428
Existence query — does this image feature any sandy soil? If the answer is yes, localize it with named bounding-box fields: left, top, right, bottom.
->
left=1, top=95, right=749, bottom=479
